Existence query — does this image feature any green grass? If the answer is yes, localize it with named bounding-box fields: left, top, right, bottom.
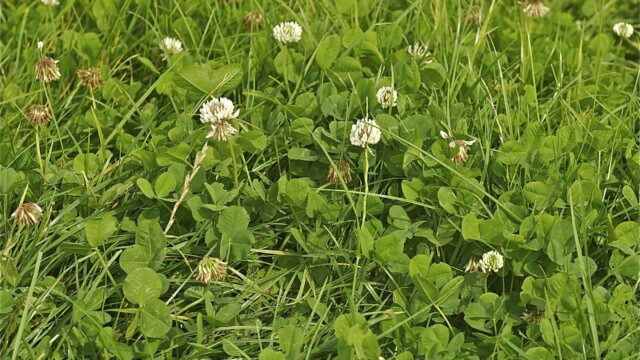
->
left=0, top=0, right=639, bottom=359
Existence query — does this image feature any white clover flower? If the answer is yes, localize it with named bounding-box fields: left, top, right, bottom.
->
left=407, top=42, right=431, bottom=61
left=479, top=250, right=504, bottom=273
left=613, top=22, right=634, bottom=38
left=273, top=21, right=302, bottom=43
left=523, top=0, right=550, bottom=18
left=37, top=41, right=44, bottom=51
left=199, top=97, right=239, bottom=124
left=199, top=97, right=240, bottom=141
left=41, top=0, right=59, bottom=5
left=350, top=118, right=381, bottom=148
left=206, top=121, right=238, bottom=141
left=376, top=86, right=398, bottom=108
left=160, top=37, right=183, bottom=59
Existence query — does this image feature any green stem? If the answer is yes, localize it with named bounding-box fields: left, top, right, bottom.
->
left=35, top=131, right=43, bottom=174
left=228, top=140, right=240, bottom=194
left=361, top=148, right=369, bottom=228
left=89, top=91, right=107, bottom=159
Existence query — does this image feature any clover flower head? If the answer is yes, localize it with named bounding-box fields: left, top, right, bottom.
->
left=206, top=121, right=238, bottom=141
left=523, top=0, right=550, bottom=18
left=199, top=97, right=240, bottom=141
left=479, top=250, right=504, bottom=273
left=243, top=10, right=264, bottom=30
left=77, top=67, right=103, bottom=90
left=160, top=37, right=183, bottom=59
left=350, top=118, right=381, bottom=148
left=467, top=5, right=484, bottom=25
left=26, top=104, right=52, bottom=125
left=273, top=22, right=302, bottom=43
left=195, top=257, right=227, bottom=284
left=327, top=160, right=352, bottom=184
left=376, top=86, right=398, bottom=108
left=41, top=0, right=59, bottom=6
left=522, top=309, right=545, bottom=324
left=442, top=131, right=476, bottom=165
left=613, top=22, right=634, bottom=38
left=407, top=42, right=432, bottom=61
left=12, top=202, right=44, bottom=227
left=464, top=256, right=482, bottom=273
left=199, top=97, right=239, bottom=124
left=35, top=57, right=61, bottom=83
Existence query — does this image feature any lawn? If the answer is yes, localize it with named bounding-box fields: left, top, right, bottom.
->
left=0, top=0, right=639, bottom=359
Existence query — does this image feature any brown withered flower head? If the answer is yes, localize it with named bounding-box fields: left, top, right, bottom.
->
left=327, top=160, right=352, bottom=184
left=467, top=5, right=484, bottom=25
left=522, top=308, right=545, bottom=324
left=464, top=256, right=482, bottom=273
left=440, top=131, right=477, bottom=165
left=195, top=257, right=227, bottom=284
left=77, top=67, right=103, bottom=91
left=26, top=104, right=52, bottom=125
left=12, top=202, right=44, bottom=227
left=243, top=10, right=264, bottom=30
left=523, top=0, right=550, bottom=18
left=35, top=57, right=61, bottom=83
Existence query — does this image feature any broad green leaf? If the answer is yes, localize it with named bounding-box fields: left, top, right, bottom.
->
left=84, top=214, right=118, bottom=247
left=610, top=222, right=640, bottom=255
left=139, top=299, right=172, bottom=338
left=123, top=268, right=162, bottom=306
left=316, top=34, right=341, bottom=69
left=220, top=229, right=254, bottom=260
left=119, top=245, right=151, bottom=273
left=0, top=290, right=14, bottom=314
left=259, top=349, right=286, bottom=360
left=217, top=206, right=250, bottom=236
left=437, top=187, right=457, bottom=214
left=290, top=117, right=315, bottom=145
left=136, top=219, right=166, bottom=257
left=154, top=172, right=176, bottom=198
left=278, top=325, right=304, bottom=360
left=237, top=130, right=267, bottom=154
left=388, top=206, right=411, bottom=229
left=174, top=63, right=243, bottom=95
left=287, top=147, right=319, bottom=161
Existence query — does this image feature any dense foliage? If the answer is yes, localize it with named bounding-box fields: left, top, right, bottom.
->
left=0, top=0, right=638, bottom=359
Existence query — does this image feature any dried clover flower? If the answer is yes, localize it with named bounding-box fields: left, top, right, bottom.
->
left=35, top=57, right=61, bottom=83
left=327, top=160, right=352, bottom=184
left=12, top=202, right=44, bottom=227
left=523, top=0, right=550, bottom=18
left=26, top=104, right=52, bottom=125
left=464, top=256, right=482, bottom=273
left=440, top=131, right=476, bottom=165
left=467, top=5, right=484, bottom=25
left=77, top=67, right=103, bottom=91
left=522, top=309, right=545, bottom=324
left=243, top=11, right=264, bottom=30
